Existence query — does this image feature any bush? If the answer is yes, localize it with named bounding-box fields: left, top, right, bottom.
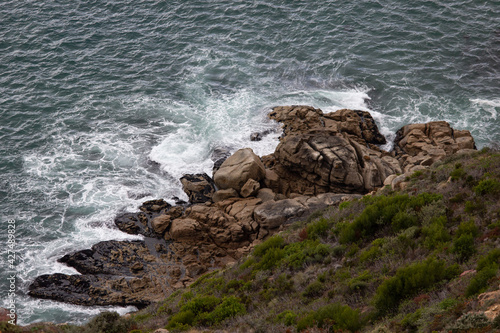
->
left=277, top=310, right=297, bottom=326
left=205, top=296, right=246, bottom=325
left=465, top=267, right=498, bottom=297
left=477, top=248, right=500, bottom=271
left=456, top=220, right=479, bottom=238
left=422, top=216, right=450, bottom=249
left=84, top=311, right=131, bottom=333
left=307, top=217, right=331, bottom=239
left=166, top=310, right=195, bottom=330
left=181, top=295, right=221, bottom=315
left=302, top=281, right=325, bottom=298
left=255, top=247, right=285, bottom=270
left=296, top=303, right=362, bottom=332
left=473, top=178, right=500, bottom=195
left=253, top=235, right=285, bottom=258
left=452, top=234, right=476, bottom=261
left=339, top=193, right=442, bottom=244
left=374, top=258, right=459, bottom=315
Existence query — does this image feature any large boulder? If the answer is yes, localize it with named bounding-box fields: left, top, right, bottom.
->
left=394, top=121, right=476, bottom=172
left=213, top=148, right=266, bottom=192
left=267, top=106, right=401, bottom=195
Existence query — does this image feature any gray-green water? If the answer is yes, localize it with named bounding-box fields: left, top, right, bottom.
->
left=1, top=0, right=499, bottom=325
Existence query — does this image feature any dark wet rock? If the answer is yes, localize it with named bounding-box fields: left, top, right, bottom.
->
left=180, top=173, right=216, bottom=204
left=28, top=273, right=152, bottom=309
left=211, top=147, right=232, bottom=175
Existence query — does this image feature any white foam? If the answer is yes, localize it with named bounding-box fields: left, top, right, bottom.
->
left=7, top=297, right=137, bottom=326
left=470, top=98, right=499, bottom=119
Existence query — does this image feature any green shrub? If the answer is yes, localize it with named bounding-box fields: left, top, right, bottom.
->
left=477, top=248, right=500, bottom=271
left=84, top=311, right=131, bottom=333
left=422, top=216, right=450, bottom=249
left=456, top=220, right=479, bottom=238
left=205, top=296, right=246, bottom=325
left=374, top=258, right=459, bottom=315
left=296, top=303, right=362, bottom=332
left=181, top=295, right=221, bottom=315
left=277, top=310, right=297, bottom=326
left=283, top=240, right=330, bottom=269
left=452, top=234, right=476, bottom=261
left=255, top=247, right=285, bottom=270
left=253, top=235, right=285, bottom=257
left=359, top=239, right=385, bottom=263
left=302, top=281, right=325, bottom=298
left=307, top=217, right=331, bottom=239
left=473, top=178, right=500, bottom=195
left=391, top=210, right=418, bottom=232
left=348, top=270, right=373, bottom=292
left=465, top=267, right=498, bottom=297
left=450, top=166, right=466, bottom=181
left=339, top=193, right=442, bottom=244
left=166, top=310, right=195, bottom=330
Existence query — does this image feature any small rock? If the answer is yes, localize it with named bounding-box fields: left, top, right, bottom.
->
left=240, top=178, right=260, bottom=198
left=256, top=188, right=276, bottom=202
left=130, top=262, right=144, bottom=273
left=151, top=215, right=171, bottom=235
left=212, top=188, right=239, bottom=203
left=250, top=132, right=262, bottom=141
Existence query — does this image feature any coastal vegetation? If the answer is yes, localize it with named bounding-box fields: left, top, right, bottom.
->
left=11, top=148, right=500, bottom=333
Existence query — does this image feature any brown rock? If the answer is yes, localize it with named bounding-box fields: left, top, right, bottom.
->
left=213, top=148, right=266, bottom=191
left=151, top=215, right=171, bottom=235
left=394, top=121, right=476, bottom=171
left=169, top=218, right=200, bottom=242
left=240, top=178, right=260, bottom=198
left=212, top=188, right=239, bottom=202
left=257, top=188, right=276, bottom=202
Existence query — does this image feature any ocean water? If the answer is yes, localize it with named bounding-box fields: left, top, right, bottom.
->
left=0, top=0, right=499, bottom=325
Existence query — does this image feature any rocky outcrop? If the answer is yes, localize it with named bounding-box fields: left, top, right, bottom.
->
left=394, top=121, right=476, bottom=173
left=265, top=106, right=401, bottom=195
left=28, top=105, right=477, bottom=310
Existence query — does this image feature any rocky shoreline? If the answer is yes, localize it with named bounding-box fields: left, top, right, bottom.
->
left=28, top=105, right=476, bottom=309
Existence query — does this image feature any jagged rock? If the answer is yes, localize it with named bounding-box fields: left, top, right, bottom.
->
left=394, top=121, right=476, bottom=172
left=212, top=188, right=239, bottom=202
left=213, top=148, right=266, bottom=192
left=240, top=178, right=260, bottom=198
left=180, top=173, right=216, bottom=204
left=139, top=199, right=171, bottom=213
left=267, top=106, right=401, bottom=195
